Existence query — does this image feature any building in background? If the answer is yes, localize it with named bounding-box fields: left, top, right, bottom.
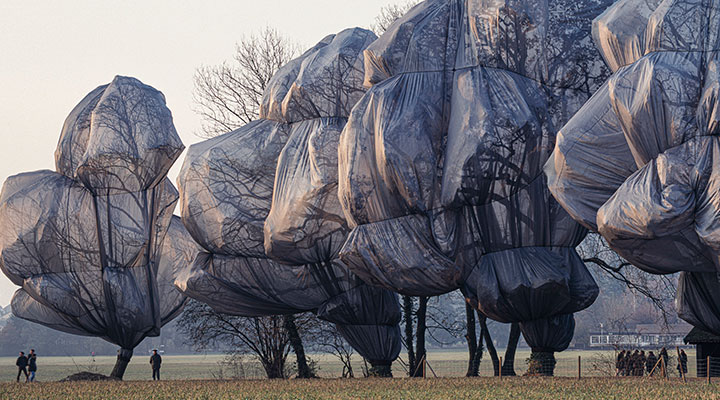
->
left=589, top=324, right=692, bottom=349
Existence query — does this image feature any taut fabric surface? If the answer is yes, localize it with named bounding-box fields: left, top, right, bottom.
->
left=175, top=28, right=402, bottom=364
left=338, top=0, right=613, bottom=352
left=546, top=0, right=720, bottom=334
left=0, top=76, right=187, bottom=350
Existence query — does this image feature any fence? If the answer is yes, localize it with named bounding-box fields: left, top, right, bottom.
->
left=697, top=356, right=720, bottom=381
left=212, top=348, right=714, bottom=381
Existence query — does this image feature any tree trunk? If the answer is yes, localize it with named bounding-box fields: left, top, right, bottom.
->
left=109, top=348, right=133, bottom=380
left=402, top=295, right=416, bottom=374
left=471, top=333, right=483, bottom=376
left=527, top=351, right=556, bottom=376
left=412, top=296, right=428, bottom=377
left=263, top=359, right=285, bottom=379
left=368, top=361, right=393, bottom=378
left=465, top=304, right=479, bottom=377
left=283, top=314, right=314, bottom=378
left=478, top=312, right=500, bottom=376
left=342, top=360, right=354, bottom=378
left=501, top=323, right=521, bottom=376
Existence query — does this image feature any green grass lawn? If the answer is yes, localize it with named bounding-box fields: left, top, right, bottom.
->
left=0, top=377, right=718, bottom=400
left=0, top=349, right=696, bottom=382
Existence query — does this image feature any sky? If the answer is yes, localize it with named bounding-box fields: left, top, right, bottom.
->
left=0, top=0, right=397, bottom=306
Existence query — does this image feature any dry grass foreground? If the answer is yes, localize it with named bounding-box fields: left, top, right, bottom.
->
left=1, top=377, right=720, bottom=400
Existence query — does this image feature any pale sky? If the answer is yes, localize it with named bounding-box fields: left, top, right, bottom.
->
left=0, top=0, right=396, bottom=306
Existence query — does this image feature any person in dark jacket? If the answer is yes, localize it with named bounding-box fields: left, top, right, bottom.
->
left=15, top=351, right=28, bottom=382
left=27, top=349, right=37, bottom=382
left=616, top=351, right=626, bottom=376
left=150, top=349, right=162, bottom=380
left=630, top=350, right=638, bottom=376
left=660, top=347, right=669, bottom=377
left=646, top=351, right=658, bottom=376
left=677, top=349, right=688, bottom=377
left=628, top=350, right=639, bottom=376
left=624, top=351, right=633, bottom=376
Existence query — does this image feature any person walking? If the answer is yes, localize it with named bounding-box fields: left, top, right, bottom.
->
left=27, top=350, right=37, bottom=382
left=15, top=351, right=28, bottom=383
left=616, top=350, right=626, bottom=376
left=646, top=351, right=658, bottom=376
left=150, top=349, right=162, bottom=381
left=677, top=349, right=688, bottom=377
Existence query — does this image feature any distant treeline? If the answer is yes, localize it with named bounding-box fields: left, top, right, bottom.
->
left=0, top=316, right=192, bottom=357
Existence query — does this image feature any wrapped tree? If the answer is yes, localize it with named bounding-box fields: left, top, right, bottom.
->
left=0, top=76, right=188, bottom=379
left=337, top=0, right=614, bottom=374
left=547, top=0, right=720, bottom=335
left=175, top=28, right=402, bottom=377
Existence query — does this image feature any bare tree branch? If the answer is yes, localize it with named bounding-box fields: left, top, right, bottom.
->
left=371, top=2, right=420, bottom=35
left=192, top=27, right=300, bottom=138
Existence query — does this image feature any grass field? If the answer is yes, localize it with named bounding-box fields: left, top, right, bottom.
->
left=0, top=350, right=712, bottom=399
left=0, top=349, right=698, bottom=381
left=0, top=377, right=719, bottom=400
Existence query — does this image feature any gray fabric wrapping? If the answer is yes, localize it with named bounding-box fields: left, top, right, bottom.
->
left=337, top=0, right=612, bottom=351
left=519, top=314, right=575, bottom=353
left=545, top=0, right=720, bottom=333
left=175, top=28, right=402, bottom=364
left=178, top=119, right=289, bottom=258
left=677, top=272, right=720, bottom=334
left=158, top=217, right=196, bottom=324
left=341, top=214, right=462, bottom=296
left=265, top=118, right=349, bottom=265
left=56, top=77, right=184, bottom=194
left=0, top=76, right=187, bottom=349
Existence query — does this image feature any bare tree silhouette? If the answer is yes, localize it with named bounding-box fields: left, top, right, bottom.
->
left=193, top=27, right=300, bottom=137
left=371, top=1, right=420, bottom=35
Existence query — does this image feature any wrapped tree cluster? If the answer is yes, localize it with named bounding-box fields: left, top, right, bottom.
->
left=547, top=0, right=720, bottom=335
left=0, top=76, right=189, bottom=379
left=175, top=28, right=402, bottom=376
left=337, top=0, right=614, bottom=373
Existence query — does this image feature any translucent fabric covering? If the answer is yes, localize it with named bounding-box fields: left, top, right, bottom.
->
left=546, top=0, right=720, bottom=334
left=56, top=77, right=184, bottom=194
left=175, top=28, right=402, bottom=365
left=0, top=76, right=187, bottom=350
left=337, top=0, right=612, bottom=352
left=178, top=119, right=288, bottom=258
left=676, top=272, right=720, bottom=335
left=519, top=314, right=575, bottom=353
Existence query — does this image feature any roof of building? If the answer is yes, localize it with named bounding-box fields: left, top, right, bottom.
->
left=591, top=323, right=693, bottom=336
left=684, top=327, right=720, bottom=344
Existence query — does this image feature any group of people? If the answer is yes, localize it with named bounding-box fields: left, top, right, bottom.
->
left=15, top=350, right=37, bottom=382
left=616, top=347, right=688, bottom=377
left=13, top=349, right=162, bottom=382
